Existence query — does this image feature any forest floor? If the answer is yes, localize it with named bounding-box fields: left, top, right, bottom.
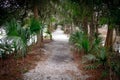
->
left=0, top=45, right=47, bottom=80
left=0, top=27, right=105, bottom=80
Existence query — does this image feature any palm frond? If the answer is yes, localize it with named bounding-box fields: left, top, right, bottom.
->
left=1, top=18, right=31, bottom=58
left=29, top=17, right=42, bottom=34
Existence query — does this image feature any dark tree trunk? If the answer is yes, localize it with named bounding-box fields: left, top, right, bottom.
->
left=33, top=5, right=39, bottom=20
left=48, top=24, right=52, bottom=40
left=95, top=12, right=99, bottom=34
left=105, top=26, right=113, bottom=51
left=82, top=17, right=88, bottom=34
left=41, top=29, right=43, bottom=42
left=33, top=3, right=43, bottom=47
left=115, top=26, right=120, bottom=36
left=89, top=16, right=95, bottom=41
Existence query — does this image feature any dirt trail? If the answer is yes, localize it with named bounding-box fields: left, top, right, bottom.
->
left=23, top=27, right=89, bottom=80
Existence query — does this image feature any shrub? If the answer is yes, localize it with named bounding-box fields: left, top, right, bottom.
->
left=0, top=18, right=31, bottom=58
left=29, top=18, right=42, bottom=34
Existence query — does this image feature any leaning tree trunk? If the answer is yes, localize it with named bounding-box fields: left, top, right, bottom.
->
left=105, top=26, right=114, bottom=51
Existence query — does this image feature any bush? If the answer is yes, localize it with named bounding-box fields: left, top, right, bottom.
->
left=70, top=29, right=120, bottom=80
left=0, top=18, right=31, bottom=58
left=69, top=30, right=94, bottom=54
left=29, top=18, right=42, bottom=34
left=70, top=30, right=103, bottom=54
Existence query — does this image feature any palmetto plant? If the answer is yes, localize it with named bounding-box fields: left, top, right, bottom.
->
left=70, top=30, right=108, bottom=72
left=69, top=30, right=90, bottom=54
left=30, top=17, right=42, bottom=34
left=83, top=48, right=120, bottom=79
left=89, top=33, right=103, bottom=55
left=0, top=18, right=31, bottom=58
left=29, top=17, right=42, bottom=44
left=69, top=30, right=83, bottom=50
left=83, top=47, right=108, bottom=69
left=81, top=36, right=90, bottom=54
left=110, top=53, right=120, bottom=79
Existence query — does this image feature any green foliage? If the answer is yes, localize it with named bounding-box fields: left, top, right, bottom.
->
left=83, top=47, right=108, bottom=66
left=99, top=17, right=109, bottom=25
left=69, top=30, right=83, bottom=44
left=81, top=36, right=90, bottom=54
left=0, top=37, right=26, bottom=58
left=30, top=18, right=42, bottom=34
left=97, top=47, right=107, bottom=66
left=1, top=18, right=31, bottom=58
left=5, top=19, right=20, bottom=36
left=69, top=30, right=101, bottom=54
left=83, top=48, right=107, bottom=71
left=110, top=54, right=120, bottom=76
left=82, top=46, right=120, bottom=79
left=69, top=30, right=84, bottom=51
left=5, top=18, right=30, bottom=42
left=101, top=71, right=108, bottom=79
left=50, top=16, right=56, bottom=23
left=7, top=36, right=27, bottom=57
left=87, top=33, right=102, bottom=56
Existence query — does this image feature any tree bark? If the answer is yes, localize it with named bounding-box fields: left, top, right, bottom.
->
left=89, top=16, right=95, bottom=41
left=105, top=26, right=113, bottom=51
left=33, top=3, right=43, bottom=47
left=33, top=5, right=39, bottom=20
left=82, top=17, right=88, bottom=34
left=37, top=31, right=43, bottom=47
left=95, top=12, right=99, bottom=34
left=115, top=26, right=120, bottom=36
left=48, top=24, right=53, bottom=40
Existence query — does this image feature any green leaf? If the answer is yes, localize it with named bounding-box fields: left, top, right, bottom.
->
left=30, top=18, right=42, bottom=33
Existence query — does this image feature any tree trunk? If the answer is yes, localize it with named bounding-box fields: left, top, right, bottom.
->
left=89, top=16, right=95, bottom=41
left=33, top=3, right=43, bottom=47
left=95, top=12, right=99, bottom=34
left=105, top=26, right=113, bottom=51
left=33, top=5, right=39, bottom=20
left=41, top=28, right=43, bottom=42
left=37, top=31, right=43, bottom=47
left=48, top=24, right=53, bottom=40
left=82, top=17, right=88, bottom=34
left=69, top=23, right=75, bottom=33
left=115, top=26, right=120, bottom=36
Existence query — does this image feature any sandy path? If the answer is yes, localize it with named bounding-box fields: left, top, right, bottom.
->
left=23, top=27, right=89, bottom=80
